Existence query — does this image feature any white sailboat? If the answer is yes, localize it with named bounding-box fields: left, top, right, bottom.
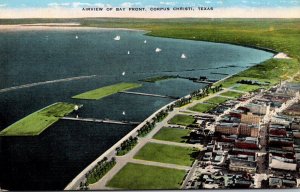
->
left=122, top=71, right=126, bottom=76
left=181, top=53, right=187, bottom=59
left=144, top=40, right=147, bottom=43
left=155, top=48, right=162, bottom=53
left=75, top=35, right=79, bottom=39
left=122, top=111, right=126, bottom=115
left=127, top=51, right=130, bottom=55
left=114, top=35, right=120, bottom=41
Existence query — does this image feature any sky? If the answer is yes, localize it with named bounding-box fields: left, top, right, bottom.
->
left=0, top=0, right=299, bottom=18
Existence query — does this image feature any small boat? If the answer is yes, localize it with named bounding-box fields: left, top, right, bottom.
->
left=122, top=111, right=126, bottom=115
left=144, top=40, right=147, bottom=43
left=127, top=51, right=130, bottom=55
left=75, top=35, right=79, bottom=39
left=114, top=35, right=120, bottom=41
left=155, top=48, right=162, bottom=52
left=181, top=53, right=187, bottom=59
left=122, top=71, right=126, bottom=76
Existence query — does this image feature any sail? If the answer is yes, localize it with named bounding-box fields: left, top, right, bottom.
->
left=114, top=35, right=120, bottom=40
left=155, top=48, right=162, bottom=52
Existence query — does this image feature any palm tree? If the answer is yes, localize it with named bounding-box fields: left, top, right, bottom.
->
left=103, top=157, right=108, bottom=162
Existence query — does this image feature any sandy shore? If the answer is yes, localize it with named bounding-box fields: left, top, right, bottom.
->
left=273, top=52, right=291, bottom=59
left=0, top=24, right=145, bottom=32
left=22, top=22, right=80, bottom=26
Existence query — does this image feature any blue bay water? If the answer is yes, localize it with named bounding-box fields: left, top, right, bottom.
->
left=0, top=28, right=273, bottom=190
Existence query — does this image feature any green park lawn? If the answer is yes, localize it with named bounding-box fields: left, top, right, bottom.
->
left=153, top=127, right=191, bottom=143
left=72, top=82, right=142, bottom=100
left=214, top=59, right=299, bottom=89
left=205, top=96, right=230, bottom=105
left=292, top=73, right=300, bottom=82
left=168, top=115, right=195, bottom=126
left=233, top=84, right=262, bottom=92
left=189, top=103, right=216, bottom=113
left=106, top=163, right=186, bottom=189
left=134, top=142, right=198, bottom=166
left=0, top=102, right=77, bottom=136
left=220, top=91, right=243, bottom=98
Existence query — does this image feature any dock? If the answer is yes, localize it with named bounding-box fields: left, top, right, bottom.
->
left=176, top=75, right=217, bottom=84
left=210, top=72, right=229, bottom=76
left=61, top=117, right=140, bottom=125
left=0, top=75, right=97, bottom=93
left=119, top=91, right=179, bottom=99
left=193, top=80, right=217, bottom=84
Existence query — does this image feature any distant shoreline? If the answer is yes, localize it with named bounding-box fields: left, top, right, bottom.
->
left=0, top=24, right=145, bottom=32
left=0, top=23, right=278, bottom=56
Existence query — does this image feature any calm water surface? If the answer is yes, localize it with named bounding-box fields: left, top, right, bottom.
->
left=0, top=28, right=273, bottom=190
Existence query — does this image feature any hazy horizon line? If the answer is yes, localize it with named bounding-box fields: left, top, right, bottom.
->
left=0, top=7, right=300, bottom=19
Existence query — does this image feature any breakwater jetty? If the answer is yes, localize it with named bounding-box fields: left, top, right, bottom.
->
left=61, top=117, right=140, bottom=125
left=178, top=76, right=218, bottom=84
left=0, top=75, right=97, bottom=93
left=119, top=91, right=179, bottom=99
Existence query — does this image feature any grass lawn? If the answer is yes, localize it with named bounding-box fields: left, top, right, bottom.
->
left=292, top=73, right=300, bottom=82
left=153, top=127, right=191, bottom=143
left=134, top=142, right=198, bottom=166
left=106, top=163, right=186, bottom=189
left=205, top=97, right=230, bottom=105
left=168, top=115, right=195, bottom=126
left=233, top=84, right=262, bottom=92
left=220, top=91, right=243, bottom=98
left=72, top=82, right=142, bottom=100
left=214, top=59, right=299, bottom=89
left=189, top=103, right=215, bottom=113
left=0, top=102, right=77, bottom=136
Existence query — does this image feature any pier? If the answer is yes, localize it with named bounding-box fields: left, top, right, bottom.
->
left=119, top=91, right=179, bottom=99
left=176, top=75, right=217, bottom=84
left=193, top=80, right=217, bottom=84
left=61, top=117, right=140, bottom=125
left=0, top=75, right=97, bottom=93
left=210, top=72, right=229, bottom=76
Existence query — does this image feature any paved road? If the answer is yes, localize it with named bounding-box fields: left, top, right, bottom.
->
left=226, top=87, right=247, bottom=94
left=150, top=138, right=202, bottom=148
left=181, top=160, right=199, bottom=189
left=217, top=95, right=236, bottom=99
left=130, top=159, right=191, bottom=171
